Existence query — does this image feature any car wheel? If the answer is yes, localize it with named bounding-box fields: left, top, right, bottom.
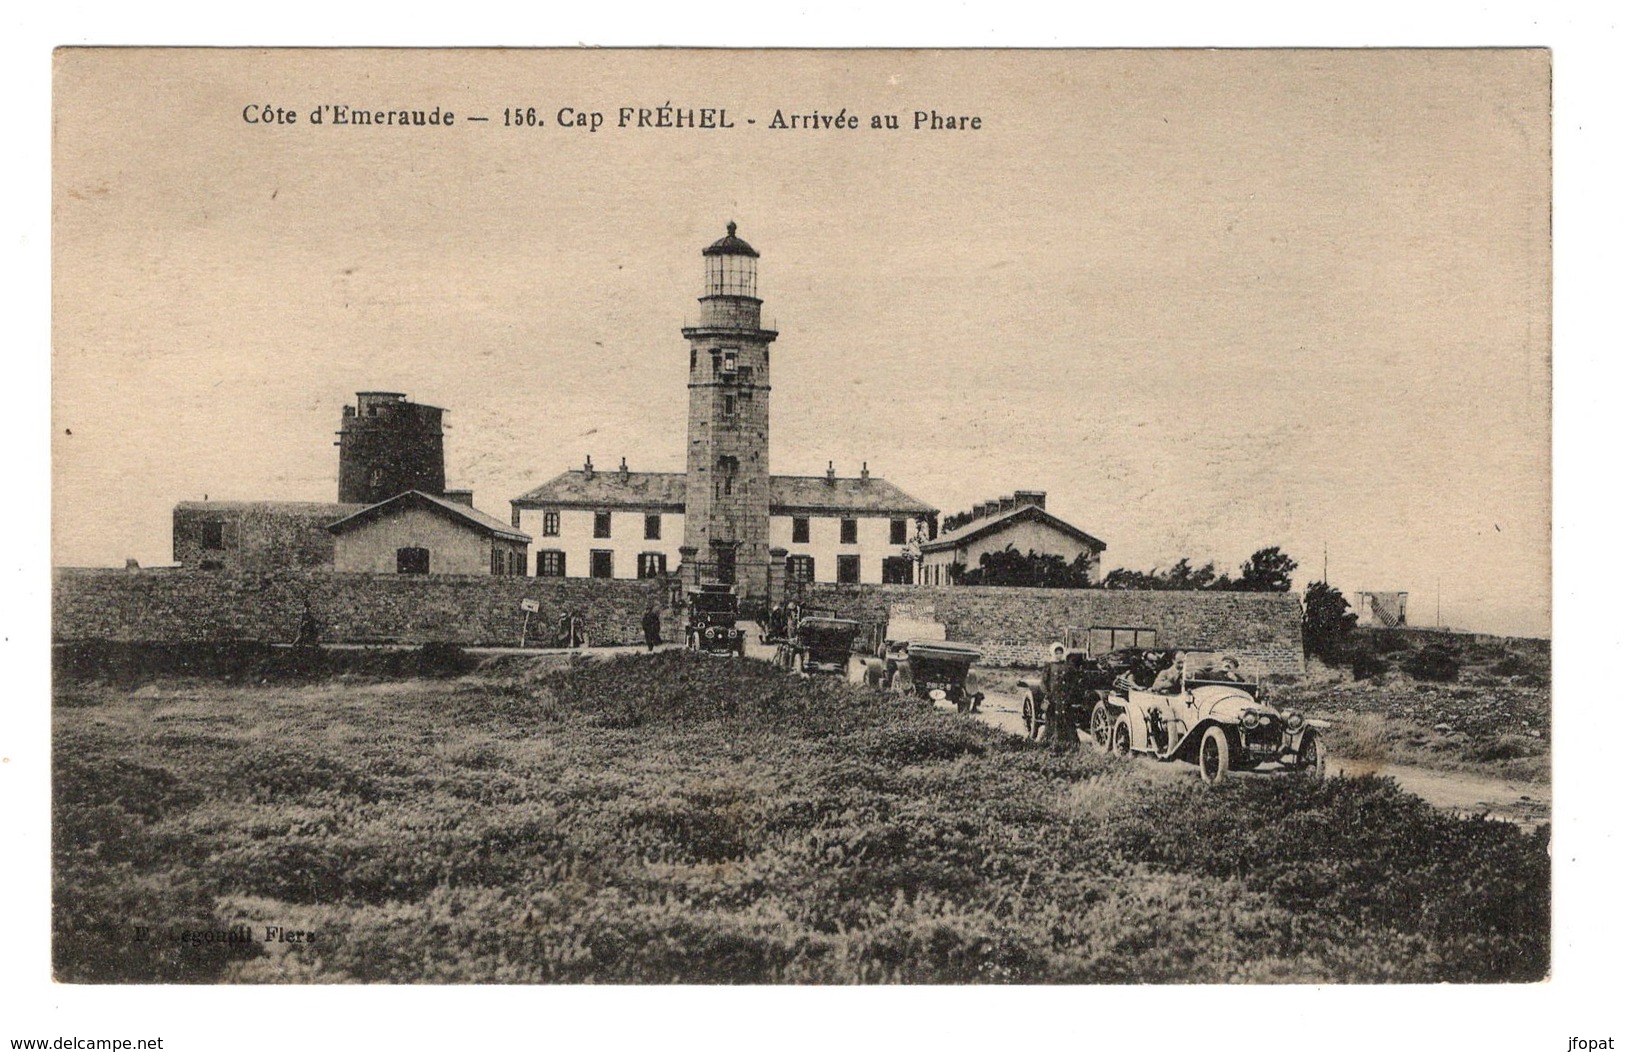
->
left=1297, top=728, right=1327, bottom=780
left=1089, top=702, right=1114, bottom=754
left=1110, top=714, right=1133, bottom=758
left=1198, top=726, right=1231, bottom=786
left=1022, top=691, right=1041, bottom=739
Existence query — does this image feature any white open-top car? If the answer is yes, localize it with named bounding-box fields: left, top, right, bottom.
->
left=1098, top=662, right=1326, bottom=785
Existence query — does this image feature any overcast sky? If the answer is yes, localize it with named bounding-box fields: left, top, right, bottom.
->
left=52, top=48, right=1550, bottom=636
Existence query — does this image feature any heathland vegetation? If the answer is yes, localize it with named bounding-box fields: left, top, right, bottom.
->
left=54, top=647, right=1548, bottom=983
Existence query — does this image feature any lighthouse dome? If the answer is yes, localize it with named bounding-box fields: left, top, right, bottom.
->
left=701, top=221, right=760, bottom=259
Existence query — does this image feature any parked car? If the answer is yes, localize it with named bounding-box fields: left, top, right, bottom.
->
left=1097, top=664, right=1326, bottom=784
left=1019, top=628, right=1168, bottom=745
left=683, top=584, right=746, bottom=656
left=778, top=615, right=865, bottom=676
left=855, top=618, right=985, bottom=713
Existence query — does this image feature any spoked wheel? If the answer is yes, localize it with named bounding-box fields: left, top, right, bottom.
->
left=1198, top=726, right=1231, bottom=786
left=1022, top=692, right=1042, bottom=739
left=1297, top=728, right=1327, bottom=780
left=1089, top=702, right=1115, bottom=754
left=1109, top=714, right=1133, bottom=758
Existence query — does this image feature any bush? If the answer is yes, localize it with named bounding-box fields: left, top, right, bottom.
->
left=1402, top=645, right=1462, bottom=682
left=1350, top=650, right=1390, bottom=681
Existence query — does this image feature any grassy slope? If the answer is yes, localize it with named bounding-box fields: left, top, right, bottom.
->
left=54, top=651, right=1548, bottom=983
left=1279, top=631, right=1551, bottom=782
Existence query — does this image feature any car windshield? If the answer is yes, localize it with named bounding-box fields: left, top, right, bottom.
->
left=691, top=594, right=736, bottom=614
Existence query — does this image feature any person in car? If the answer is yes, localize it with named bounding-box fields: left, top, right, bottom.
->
left=1150, top=651, right=1186, bottom=694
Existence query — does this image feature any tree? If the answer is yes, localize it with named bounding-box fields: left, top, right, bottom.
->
left=1302, top=580, right=1359, bottom=662
left=1235, top=546, right=1297, bottom=592
left=960, top=546, right=1093, bottom=588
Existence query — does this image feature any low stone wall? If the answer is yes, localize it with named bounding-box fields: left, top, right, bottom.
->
left=802, top=583, right=1305, bottom=676
left=53, top=568, right=671, bottom=648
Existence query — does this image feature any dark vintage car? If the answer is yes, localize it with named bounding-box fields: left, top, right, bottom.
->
left=683, top=584, right=746, bottom=656
left=777, top=615, right=865, bottom=676
left=1019, top=645, right=1168, bottom=746
left=855, top=621, right=985, bottom=713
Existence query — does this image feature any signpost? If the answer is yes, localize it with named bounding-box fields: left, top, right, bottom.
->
left=519, top=598, right=540, bottom=647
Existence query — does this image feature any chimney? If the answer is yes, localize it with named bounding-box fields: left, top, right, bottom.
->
left=972, top=502, right=989, bottom=520
left=1015, top=489, right=1046, bottom=510
left=618, top=456, right=629, bottom=482
left=825, top=460, right=836, bottom=485
left=583, top=454, right=595, bottom=480
left=444, top=489, right=474, bottom=507
left=860, top=461, right=870, bottom=483
left=999, top=496, right=1016, bottom=514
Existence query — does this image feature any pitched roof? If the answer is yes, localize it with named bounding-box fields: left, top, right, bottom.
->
left=511, top=470, right=687, bottom=511
left=509, top=470, right=937, bottom=517
left=919, top=503, right=1106, bottom=554
left=768, top=475, right=936, bottom=516
left=327, top=491, right=531, bottom=543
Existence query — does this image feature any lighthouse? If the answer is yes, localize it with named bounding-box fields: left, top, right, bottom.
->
left=678, top=222, right=779, bottom=599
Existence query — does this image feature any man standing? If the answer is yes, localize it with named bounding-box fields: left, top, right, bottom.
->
left=642, top=606, right=662, bottom=652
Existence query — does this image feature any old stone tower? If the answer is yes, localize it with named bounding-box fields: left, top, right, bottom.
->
left=336, top=391, right=446, bottom=505
left=679, top=223, right=778, bottom=599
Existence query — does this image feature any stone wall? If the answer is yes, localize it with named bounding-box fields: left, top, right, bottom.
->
left=803, top=583, right=1305, bottom=676
left=53, top=568, right=671, bottom=648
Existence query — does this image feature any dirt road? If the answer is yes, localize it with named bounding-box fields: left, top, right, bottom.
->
left=971, top=688, right=1550, bottom=830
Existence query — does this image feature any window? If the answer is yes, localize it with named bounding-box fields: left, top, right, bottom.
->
left=644, top=514, right=661, bottom=540
left=890, top=518, right=908, bottom=545
left=721, top=349, right=738, bottom=375
left=491, top=549, right=502, bottom=575
left=638, top=552, right=667, bottom=578
left=542, top=511, right=559, bottom=537
left=590, top=550, right=614, bottom=579
left=537, top=550, right=565, bottom=577
left=722, top=394, right=737, bottom=419
left=200, top=521, right=225, bottom=551
left=737, top=365, right=753, bottom=385
left=840, top=518, right=858, bottom=544
left=837, top=554, right=861, bottom=584
left=791, top=517, right=810, bottom=543
left=787, top=554, right=814, bottom=582
left=882, top=556, right=914, bottom=584
left=593, top=511, right=611, bottom=538
left=397, top=547, right=430, bottom=575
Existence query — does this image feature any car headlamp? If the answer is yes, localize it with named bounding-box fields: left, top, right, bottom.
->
left=705, top=627, right=716, bottom=639
left=1285, top=712, right=1305, bottom=732
left=1241, top=710, right=1260, bottom=729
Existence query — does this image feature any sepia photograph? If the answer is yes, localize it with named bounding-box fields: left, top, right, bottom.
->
left=16, top=13, right=1617, bottom=1046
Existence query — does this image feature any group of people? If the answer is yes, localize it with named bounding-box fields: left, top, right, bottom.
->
left=1147, top=651, right=1245, bottom=693
left=763, top=600, right=804, bottom=643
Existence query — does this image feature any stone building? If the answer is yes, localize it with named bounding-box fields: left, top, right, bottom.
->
left=337, top=391, right=446, bottom=504
left=172, top=390, right=472, bottom=572
left=328, top=490, right=530, bottom=576
left=918, top=491, right=1106, bottom=585
left=172, top=500, right=364, bottom=572
left=511, top=224, right=936, bottom=600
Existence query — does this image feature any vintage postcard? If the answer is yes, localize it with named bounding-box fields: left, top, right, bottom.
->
left=46, top=41, right=1554, bottom=1028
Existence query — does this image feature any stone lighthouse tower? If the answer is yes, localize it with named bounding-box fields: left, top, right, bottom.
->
left=679, top=222, right=778, bottom=599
